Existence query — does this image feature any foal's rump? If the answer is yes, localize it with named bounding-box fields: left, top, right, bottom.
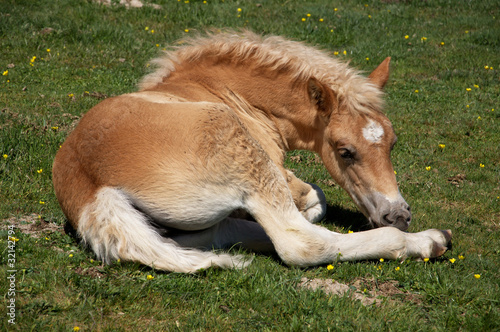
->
left=53, top=94, right=258, bottom=272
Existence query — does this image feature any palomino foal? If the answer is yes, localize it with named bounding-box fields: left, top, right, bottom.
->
left=53, top=32, right=451, bottom=272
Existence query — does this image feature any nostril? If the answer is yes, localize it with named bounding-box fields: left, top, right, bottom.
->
left=383, top=213, right=394, bottom=224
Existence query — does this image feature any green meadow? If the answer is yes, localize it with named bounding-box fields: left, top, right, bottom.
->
left=1, top=0, right=498, bottom=330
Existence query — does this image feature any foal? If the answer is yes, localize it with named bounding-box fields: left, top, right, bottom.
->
left=53, top=32, right=451, bottom=272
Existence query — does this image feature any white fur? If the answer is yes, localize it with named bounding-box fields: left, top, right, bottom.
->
left=362, top=119, right=384, bottom=143
left=78, top=187, right=251, bottom=273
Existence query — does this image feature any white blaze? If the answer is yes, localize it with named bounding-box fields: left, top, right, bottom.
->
left=362, top=120, right=384, bottom=143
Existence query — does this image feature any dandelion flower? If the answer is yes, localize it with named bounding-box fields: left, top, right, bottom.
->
left=439, top=144, right=445, bottom=149
left=306, top=13, right=311, bottom=17
left=343, top=50, right=347, bottom=55
left=449, top=258, right=456, bottom=263
left=426, top=166, right=431, bottom=171
left=394, top=170, right=397, bottom=175
left=348, top=230, right=354, bottom=234
left=333, top=51, right=339, bottom=55
left=327, top=264, right=334, bottom=270
left=69, top=254, right=73, bottom=258
left=479, top=163, right=484, bottom=168
left=145, top=27, right=149, bottom=31
left=368, top=15, right=372, bottom=18
left=440, top=42, right=445, bottom=46
left=415, top=89, right=419, bottom=93
left=184, top=29, right=189, bottom=33
left=423, top=257, right=429, bottom=262
left=474, top=274, right=480, bottom=279
left=301, top=18, right=306, bottom=22
left=334, top=8, right=338, bottom=12
left=405, top=35, right=409, bottom=39
left=147, top=274, right=155, bottom=280
left=47, top=48, right=51, bottom=52
left=51, top=126, right=58, bottom=130
left=366, top=57, right=370, bottom=61
left=319, top=18, right=324, bottom=22
left=466, top=88, right=472, bottom=91
left=484, top=65, right=489, bottom=69
left=379, top=258, right=384, bottom=262
left=3, top=154, right=7, bottom=159
left=2, top=70, right=7, bottom=76
left=237, top=8, right=242, bottom=12
left=477, top=116, right=481, bottom=120
left=90, top=259, right=94, bottom=263
left=395, top=266, right=400, bottom=271
left=458, top=255, right=465, bottom=260
left=37, top=169, right=43, bottom=174
left=421, top=37, right=427, bottom=41
left=39, top=201, right=45, bottom=205
left=73, top=327, right=80, bottom=332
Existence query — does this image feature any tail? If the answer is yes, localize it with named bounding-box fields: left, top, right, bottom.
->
left=78, top=187, right=251, bottom=273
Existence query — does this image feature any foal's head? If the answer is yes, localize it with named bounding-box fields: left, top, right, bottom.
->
left=316, top=58, right=411, bottom=231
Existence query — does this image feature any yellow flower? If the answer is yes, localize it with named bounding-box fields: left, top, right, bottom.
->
left=474, top=84, right=479, bottom=88
left=184, top=29, right=189, bottom=33
left=2, top=70, right=7, bottom=76
left=343, top=50, right=347, bottom=55
left=484, top=65, right=489, bottom=69
left=333, top=51, right=339, bottom=55
left=477, top=116, right=481, bottom=120
left=319, top=18, right=324, bottom=22
left=90, top=259, right=94, bottom=263
left=426, top=166, right=431, bottom=171
left=458, top=255, right=465, bottom=260
left=423, top=257, right=429, bottom=262
left=69, top=254, right=73, bottom=258
left=117, top=259, right=121, bottom=263
left=334, top=8, right=338, bottom=12
left=474, top=274, right=480, bottom=279
left=144, top=26, right=149, bottom=31
left=394, top=170, right=397, bottom=175
left=9, top=236, right=19, bottom=242
left=421, top=37, right=427, bottom=41
left=301, top=18, right=306, bottom=22
left=395, top=266, right=400, bottom=271
left=3, top=154, right=7, bottom=159
left=147, top=274, right=155, bottom=280
left=327, top=264, right=334, bottom=270
left=405, top=35, right=409, bottom=39
left=39, top=201, right=45, bottom=205
left=73, top=327, right=80, bottom=332
left=466, top=88, right=472, bottom=91
left=365, top=57, right=370, bottom=61
left=150, top=29, right=155, bottom=34
left=348, top=230, right=353, bottom=234
left=440, top=42, right=445, bottom=46
left=379, top=258, right=384, bottom=262
left=68, top=93, right=74, bottom=97
left=466, top=104, right=469, bottom=108
left=377, top=265, right=382, bottom=270
left=47, top=48, right=51, bottom=52
left=465, top=30, right=469, bottom=34
left=368, top=15, right=371, bottom=18
left=237, top=8, right=242, bottom=12
left=415, top=89, right=419, bottom=93
left=479, top=163, right=484, bottom=168
left=51, top=126, right=58, bottom=130
left=449, top=258, right=456, bottom=263
left=439, top=144, right=445, bottom=149
left=306, top=13, right=311, bottom=17
left=37, top=169, right=43, bottom=174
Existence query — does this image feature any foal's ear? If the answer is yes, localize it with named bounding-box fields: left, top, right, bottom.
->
left=308, top=77, right=335, bottom=118
left=368, top=57, right=391, bottom=89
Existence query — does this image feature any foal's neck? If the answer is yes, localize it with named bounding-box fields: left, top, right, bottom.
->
left=144, top=61, right=318, bottom=153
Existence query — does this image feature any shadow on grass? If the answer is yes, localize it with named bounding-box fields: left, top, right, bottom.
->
left=323, top=204, right=371, bottom=232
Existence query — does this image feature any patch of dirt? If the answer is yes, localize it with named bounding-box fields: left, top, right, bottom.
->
left=74, top=266, right=105, bottom=279
left=2, top=214, right=63, bottom=238
left=298, top=277, right=422, bottom=306
left=94, top=0, right=161, bottom=9
left=447, top=173, right=466, bottom=187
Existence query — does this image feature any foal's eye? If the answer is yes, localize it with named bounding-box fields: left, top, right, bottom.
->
left=338, top=148, right=355, bottom=161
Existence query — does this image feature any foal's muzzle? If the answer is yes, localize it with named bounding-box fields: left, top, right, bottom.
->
left=379, top=203, right=411, bottom=231
left=363, top=193, right=412, bottom=231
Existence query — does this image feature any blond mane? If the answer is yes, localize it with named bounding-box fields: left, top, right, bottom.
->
left=139, top=31, right=383, bottom=115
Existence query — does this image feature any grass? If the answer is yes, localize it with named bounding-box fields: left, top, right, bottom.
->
left=1, top=0, right=499, bottom=330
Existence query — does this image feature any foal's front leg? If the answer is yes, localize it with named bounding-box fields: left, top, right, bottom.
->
left=284, top=170, right=327, bottom=223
